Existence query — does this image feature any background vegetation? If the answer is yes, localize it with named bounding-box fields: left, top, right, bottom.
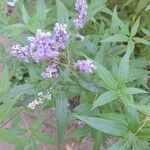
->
left=0, top=0, right=150, bottom=149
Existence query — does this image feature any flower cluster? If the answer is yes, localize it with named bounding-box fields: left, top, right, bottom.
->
left=27, top=91, right=52, bottom=109
left=41, top=64, right=58, bottom=79
left=10, top=45, right=30, bottom=62
left=11, top=23, right=69, bottom=79
left=73, top=0, right=88, bottom=29
left=28, top=23, right=69, bottom=62
left=75, top=59, right=96, bottom=74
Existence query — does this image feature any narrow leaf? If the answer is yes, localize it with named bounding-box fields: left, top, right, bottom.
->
left=125, top=87, right=148, bottom=95
left=101, top=34, right=128, bottom=43
left=131, top=17, right=140, bottom=37
left=56, top=91, right=68, bottom=144
left=133, top=37, right=150, bottom=45
left=56, top=0, right=69, bottom=26
left=22, top=3, right=29, bottom=24
left=0, top=64, right=9, bottom=94
left=76, top=116, right=126, bottom=136
left=92, top=90, right=118, bottom=109
left=117, top=40, right=135, bottom=82
left=0, top=128, right=25, bottom=148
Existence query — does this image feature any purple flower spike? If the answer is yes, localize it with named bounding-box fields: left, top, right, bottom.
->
left=41, top=64, right=58, bottom=79
left=74, top=0, right=88, bottom=29
left=53, top=23, right=69, bottom=42
left=75, top=59, right=96, bottom=74
left=10, top=44, right=30, bottom=62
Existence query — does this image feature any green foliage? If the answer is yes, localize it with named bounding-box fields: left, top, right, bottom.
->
left=0, top=0, right=150, bottom=149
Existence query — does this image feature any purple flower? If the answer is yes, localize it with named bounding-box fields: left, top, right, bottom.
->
left=28, top=25, right=69, bottom=62
left=53, top=23, right=69, bottom=42
left=41, top=64, right=58, bottom=79
left=28, top=29, right=59, bottom=62
left=74, top=0, right=88, bottom=29
left=75, top=59, right=96, bottom=74
left=10, top=44, right=30, bottom=62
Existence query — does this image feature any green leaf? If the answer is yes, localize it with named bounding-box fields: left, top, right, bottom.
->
left=108, top=139, right=129, bottom=150
left=131, top=17, right=140, bottom=37
left=135, top=0, right=149, bottom=14
left=56, top=91, right=68, bottom=144
left=125, top=87, right=148, bottom=95
left=137, top=128, right=150, bottom=140
left=79, top=78, right=99, bottom=92
left=0, top=24, right=26, bottom=38
left=95, top=62, right=118, bottom=89
left=0, top=64, right=9, bottom=94
left=56, top=0, right=69, bottom=26
left=27, top=137, right=38, bottom=150
left=22, top=3, right=29, bottom=24
left=101, top=34, right=128, bottom=43
left=132, top=105, right=150, bottom=116
left=8, top=84, right=35, bottom=97
left=92, top=90, right=118, bottom=109
left=126, top=95, right=139, bottom=132
left=117, top=40, right=135, bottom=82
left=36, top=0, right=49, bottom=22
left=0, top=128, right=25, bottom=148
left=133, top=37, right=150, bottom=45
left=31, top=130, right=56, bottom=145
left=69, top=125, right=90, bottom=140
left=30, top=118, right=44, bottom=130
left=92, top=129, right=103, bottom=150
left=0, top=98, right=17, bottom=123
left=76, top=116, right=127, bottom=136
left=112, top=6, right=129, bottom=35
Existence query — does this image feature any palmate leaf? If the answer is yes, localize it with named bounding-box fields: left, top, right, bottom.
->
left=56, top=0, right=69, bottom=26
left=92, top=90, right=118, bottom=109
left=76, top=116, right=127, bottom=136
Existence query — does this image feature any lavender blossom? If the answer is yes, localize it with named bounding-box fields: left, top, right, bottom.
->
left=10, top=44, right=30, bottom=62
left=74, top=0, right=88, bottom=29
left=75, top=59, right=96, bottom=74
left=28, top=29, right=60, bottom=62
left=53, top=23, right=69, bottom=42
left=41, top=64, right=58, bottom=79
left=28, top=24, right=69, bottom=62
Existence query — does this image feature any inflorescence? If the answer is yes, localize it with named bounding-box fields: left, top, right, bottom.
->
left=73, top=0, right=88, bottom=29
left=10, top=1, right=95, bottom=78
